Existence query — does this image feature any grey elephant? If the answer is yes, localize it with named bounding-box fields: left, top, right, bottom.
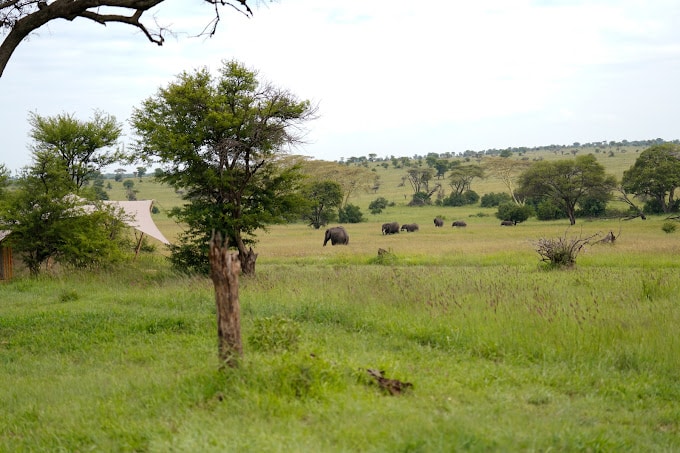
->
left=452, top=220, right=467, bottom=227
left=401, top=223, right=419, bottom=232
left=433, top=217, right=444, bottom=227
left=323, top=226, right=349, bottom=246
left=382, top=222, right=400, bottom=235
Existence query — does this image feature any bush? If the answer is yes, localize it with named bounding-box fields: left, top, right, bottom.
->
left=662, top=221, right=677, bottom=234
left=496, top=203, right=533, bottom=224
left=409, top=192, right=432, bottom=206
left=577, top=197, right=607, bottom=218
left=338, top=204, right=364, bottom=223
left=480, top=192, right=512, bottom=208
left=535, top=200, right=566, bottom=220
left=534, top=233, right=593, bottom=268
left=442, top=190, right=479, bottom=207
left=368, top=197, right=389, bottom=214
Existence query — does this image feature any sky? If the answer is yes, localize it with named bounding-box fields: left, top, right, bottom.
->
left=2, top=0, right=680, bottom=173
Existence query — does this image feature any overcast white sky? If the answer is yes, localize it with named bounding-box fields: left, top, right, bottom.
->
left=2, top=0, right=680, bottom=173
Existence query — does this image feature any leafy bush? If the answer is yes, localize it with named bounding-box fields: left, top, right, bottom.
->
left=442, top=190, right=479, bottom=207
left=535, top=199, right=566, bottom=220
left=577, top=197, right=607, bottom=218
left=409, top=191, right=432, bottom=206
left=480, top=192, right=512, bottom=208
left=662, top=221, right=677, bottom=234
left=338, top=204, right=364, bottom=223
left=368, top=197, right=389, bottom=214
left=496, top=203, right=533, bottom=224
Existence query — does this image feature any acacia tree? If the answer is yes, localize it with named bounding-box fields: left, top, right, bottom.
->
left=448, top=163, right=483, bottom=196
left=621, top=143, right=680, bottom=214
left=0, top=151, right=126, bottom=274
left=131, top=59, right=317, bottom=275
left=29, top=111, right=122, bottom=192
left=0, top=0, right=252, bottom=76
left=518, top=154, right=617, bottom=225
left=482, top=156, right=532, bottom=205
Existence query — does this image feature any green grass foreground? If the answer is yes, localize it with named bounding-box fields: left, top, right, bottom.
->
left=2, top=219, right=680, bottom=452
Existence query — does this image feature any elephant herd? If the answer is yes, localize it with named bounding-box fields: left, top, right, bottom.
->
left=323, top=217, right=516, bottom=246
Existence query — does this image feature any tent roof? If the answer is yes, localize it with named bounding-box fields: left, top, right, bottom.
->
left=104, top=200, right=170, bottom=245
left=0, top=200, right=170, bottom=246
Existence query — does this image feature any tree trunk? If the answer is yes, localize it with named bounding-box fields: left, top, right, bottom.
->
left=239, top=247, right=258, bottom=276
left=208, top=232, right=242, bottom=368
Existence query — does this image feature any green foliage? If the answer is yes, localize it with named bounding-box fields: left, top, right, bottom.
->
left=622, top=143, right=680, bottom=214
left=368, top=196, right=389, bottom=214
left=0, top=154, right=126, bottom=275
left=301, top=180, right=342, bottom=229
left=2, top=256, right=679, bottom=451
left=661, top=221, right=677, bottom=234
left=518, top=154, right=617, bottom=225
left=338, top=203, right=364, bottom=223
left=130, top=59, right=316, bottom=274
left=495, top=202, right=533, bottom=223
left=447, top=164, right=483, bottom=195
left=28, top=110, right=123, bottom=190
left=248, top=316, right=301, bottom=352
left=534, top=198, right=566, bottom=220
left=442, top=190, right=479, bottom=206
left=480, top=191, right=511, bottom=207
left=409, top=191, right=432, bottom=206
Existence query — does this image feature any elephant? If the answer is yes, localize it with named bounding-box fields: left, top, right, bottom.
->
left=400, top=223, right=419, bottom=232
left=433, top=217, right=444, bottom=227
left=452, top=220, right=467, bottom=227
left=382, top=222, right=400, bottom=235
left=323, top=226, right=349, bottom=246
left=500, top=220, right=516, bottom=226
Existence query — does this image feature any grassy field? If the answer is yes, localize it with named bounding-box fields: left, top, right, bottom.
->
left=2, top=149, right=680, bottom=451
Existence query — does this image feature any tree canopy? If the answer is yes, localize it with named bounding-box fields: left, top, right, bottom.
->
left=28, top=110, right=122, bottom=192
left=0, top=151, right=126, bottom=274
left=130, top=59, right=317, bottom=275
left=518, top=154, right=617, bottom=225
left=0, top=0, right=252, bottom=76
left=621, top=143, right=680, bottom=214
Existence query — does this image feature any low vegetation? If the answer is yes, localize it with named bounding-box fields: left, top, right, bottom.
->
left=2, top=206, right=679, bottom=451
left=2, top=145, right=679, bottom=450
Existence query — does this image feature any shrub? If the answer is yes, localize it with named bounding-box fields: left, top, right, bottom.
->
left=338, top=204, right=364, bottom=223
left=662, top=221, right=677, bottom=234
left=577, top=197, right=607, bottom=218
left=368, top=197, right=389, bottom=214
left=480, top=192, right=512, bottom=208
left=409, top=192, right=432, bottom=206
left=496, top=203, right=533, bottom=224
left=535, top=199, right=566, bottom=220
left=533, top=231, right=599, bottom=268
left=442, top=190, right=479, bottom=207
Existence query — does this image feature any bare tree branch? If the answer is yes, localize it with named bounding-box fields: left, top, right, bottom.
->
left=0, top=0, right=253, bottom=77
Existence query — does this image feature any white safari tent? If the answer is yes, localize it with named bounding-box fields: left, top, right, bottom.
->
left=0, top=199, right=170, bottom=281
